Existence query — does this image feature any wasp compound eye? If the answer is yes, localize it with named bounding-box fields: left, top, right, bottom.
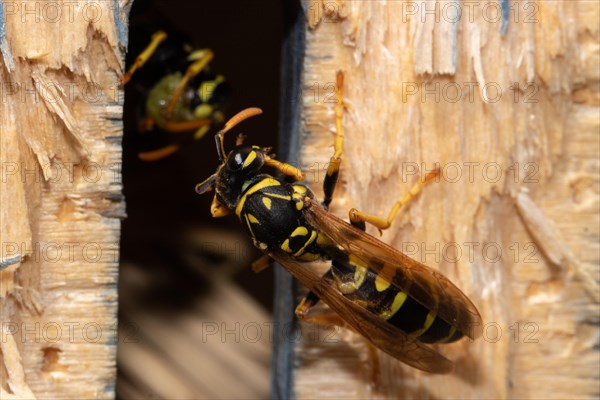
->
left=227, top=148, right=263, bottom=173
left=227, top=151, right=244, bottom=170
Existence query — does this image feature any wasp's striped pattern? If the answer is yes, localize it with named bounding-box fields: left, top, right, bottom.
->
left=329, top=253, right=463, bottom=344
left=196, top=73, right=482, bottom=373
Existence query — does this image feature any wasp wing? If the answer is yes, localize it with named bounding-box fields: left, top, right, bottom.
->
left=302, top=198, right=483, bottom=340
left=268, top=249, right=454, bottom=374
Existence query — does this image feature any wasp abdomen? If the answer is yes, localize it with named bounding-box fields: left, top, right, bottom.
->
left=332, top=260, right=464, bottom=344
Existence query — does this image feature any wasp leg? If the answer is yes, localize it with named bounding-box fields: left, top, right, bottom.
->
left=160, top=118, right=213, bottom=133
left=322, top=70, right=345, bottom=210
left=295, top=289, right=346, bottom=326
left=122, top=31, right=168, bottom=85
left=164, top=49, right=214, bottom=118
left=366, top=342, right=383, bottom=393
left=264, top=157, right=305, bottom=181
left=138, top=145, right=180, bottom=161
left=137, top=119, right=214, bottom=161
left=251, top=254, right=272, bottom=273
left=349, top=168, right=441, bottom=234
left=296, top=269, right=346, bottom=327
left=137, top=116, right=155, bottom=133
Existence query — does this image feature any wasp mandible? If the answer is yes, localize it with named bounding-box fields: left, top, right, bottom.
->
left=195, top=72, right=482, bottom=373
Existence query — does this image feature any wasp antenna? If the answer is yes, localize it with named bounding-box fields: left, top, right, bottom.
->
left=222, top=107, right=263, bottom=133
left=195, top=173, right=217, bottom=194
left=216, top=107, right=263, bottom=160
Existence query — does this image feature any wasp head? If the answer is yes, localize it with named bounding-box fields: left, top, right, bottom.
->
left=195, top=108, right=265, bottom=217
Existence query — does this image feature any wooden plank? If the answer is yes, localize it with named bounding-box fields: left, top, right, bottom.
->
left=294, top=0, right=599, bottom=398
left=273, top=0, right=307, bottom=398
left=0, top=1, right=128, bottom=398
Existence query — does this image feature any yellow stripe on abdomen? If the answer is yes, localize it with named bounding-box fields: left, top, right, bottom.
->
left=380, top=291, right=407, bottom=320
left=410, top=312, right=436, bottom=337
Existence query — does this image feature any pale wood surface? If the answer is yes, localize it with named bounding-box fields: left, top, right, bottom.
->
left=295, top=1, right=599, bottom=398
left=0, top=2, right=129, bottom=398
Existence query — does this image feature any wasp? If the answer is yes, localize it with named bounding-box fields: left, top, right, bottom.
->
left=195, top=72, right=482, bottom=373
left=123, top=30, right=231, bottom=161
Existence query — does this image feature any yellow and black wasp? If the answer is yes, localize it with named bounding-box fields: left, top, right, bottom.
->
left=123, top=30, right=231, bottom=161
left=195, top=72, right=482, bottom=373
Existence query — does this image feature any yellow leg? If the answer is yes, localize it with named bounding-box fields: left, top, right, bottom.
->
left=322, top=71, right=345, bottom=208
left=122, top=31, right=168, bottom=85
left=251, top=254, right=272, bottom=273
left=164, top=49, right=214, bottom=118
left=137, top=144, right=179, bottom=162
left=349, top=168, right=441, bottom=233
left=295, top=291, right=346, bottom=327
left=333, top=70, right=344, bottom=160
left=211, top=194, right=230, bottom=218
left=264, top=156, right=305, bottom=182
left=161, top=118, right=212, bottom=133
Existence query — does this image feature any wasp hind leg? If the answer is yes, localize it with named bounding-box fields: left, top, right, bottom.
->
left=349, top=168, right=441, bottom=234
left=295, top=269, right=345, bottom=326
left=297, top=268, right=384, bottom=391
left=318, top=70, right=440, bottom=233
left=295, top=285, right=346, bottom=327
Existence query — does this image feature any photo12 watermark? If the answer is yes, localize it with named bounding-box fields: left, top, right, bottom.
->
left=2, top=321, right=118, bottom=344
left=1, top=241, right=120, bottom=264
left=304, top=161, right=540, bottom=186
left=307, top=1, right=539, bottom=26
left=293, top=80, right=539, bottom=106
left=1, top=319, right=541, bottom=346
left=0, top=80, right=123, bottom=106
left=2, top=1, right=110, bottom=24
left=1, top=160, right=122, bottom=185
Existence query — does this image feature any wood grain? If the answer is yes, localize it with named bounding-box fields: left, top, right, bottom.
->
left=295, top=1, right=599, bottom=398
left=0, top=1, right=129, bottom=398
